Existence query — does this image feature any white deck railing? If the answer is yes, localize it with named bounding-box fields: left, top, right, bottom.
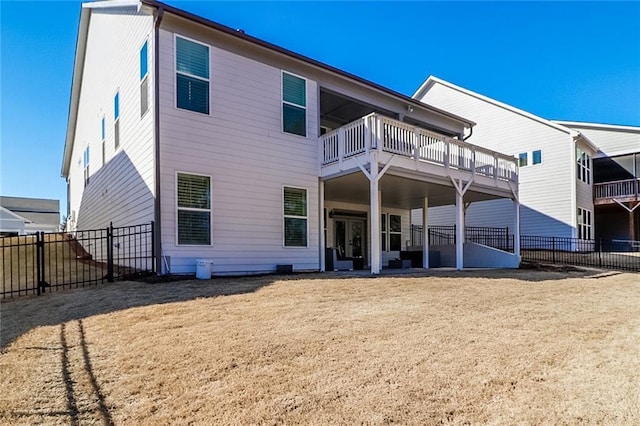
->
left=594, top=178, right=640, bottom=200
left=321, top=113, right=518, bottom=183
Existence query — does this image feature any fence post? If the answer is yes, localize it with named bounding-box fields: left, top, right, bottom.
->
left=36, top=232, right=42, bottom=296
left=107, top=223, right=114, bottom=282
left=552, top=237, right=556, bottom=263
left=598, top=239, right=602, bottom=268
left=150, top=221, right=156, bottom=273
left=505, top=226, right=509, bottom=251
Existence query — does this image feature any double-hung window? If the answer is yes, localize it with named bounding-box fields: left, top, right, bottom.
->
left=381, top=214, right=387, bottom=251
left=389, top=214, right=402, bottom=251
left=283, top=187, right=307, bottom=247
left=176, top=36, right=210, bottom=114
left=282, top=72, right=306, bottom=137
left=577, top=148, right=591, bottom=184
left=101, top=117, right=106, bottom=166
left=577, top=207, right=592, bottom=240
left=83, top=147, right=90, bottom=187
left=140, top=41, right=149, bottom=116
left=114, top=91, right=120, bottom=149
left=177, top=173, right=211, bottom=245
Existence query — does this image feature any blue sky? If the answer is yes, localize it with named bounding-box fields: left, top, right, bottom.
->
left=1, top=1, right=639, bottom=219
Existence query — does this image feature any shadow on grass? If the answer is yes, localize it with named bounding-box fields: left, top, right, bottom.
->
left=0, top=266, right=606, bottom=350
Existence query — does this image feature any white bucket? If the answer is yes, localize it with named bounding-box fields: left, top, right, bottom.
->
left=195, top=259, right=212, bottom=279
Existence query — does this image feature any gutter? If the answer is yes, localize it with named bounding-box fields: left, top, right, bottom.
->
left=139, top=0, right=475, bottom=128
left=153, top=5, right=165, bottom=274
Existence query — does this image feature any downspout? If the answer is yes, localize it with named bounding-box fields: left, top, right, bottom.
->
left=463, top=125, right=473, bottom=141
left=153, top=5, right=165, bottom=273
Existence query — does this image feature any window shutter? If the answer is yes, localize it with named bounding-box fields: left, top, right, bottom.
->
left=176, top=37, right=209, bottom=79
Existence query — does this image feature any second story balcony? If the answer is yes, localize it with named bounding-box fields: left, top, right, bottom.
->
left=594, top=178, right=640, bottom=205
left=320, top=113, right=518, bottom=193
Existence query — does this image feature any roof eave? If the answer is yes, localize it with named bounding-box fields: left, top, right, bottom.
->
left=140, top=0, right=475, bottom=128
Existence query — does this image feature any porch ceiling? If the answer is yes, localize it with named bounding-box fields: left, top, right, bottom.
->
left=324, top=172, right=504, bottom=210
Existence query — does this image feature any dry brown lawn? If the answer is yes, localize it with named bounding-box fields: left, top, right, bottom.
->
left=1, top=269, right=639, bottom=425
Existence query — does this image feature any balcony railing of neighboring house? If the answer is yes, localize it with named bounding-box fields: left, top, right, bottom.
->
left=593, top=178, right=640, bottom=204
left=321, top=113, right=518, bottom=183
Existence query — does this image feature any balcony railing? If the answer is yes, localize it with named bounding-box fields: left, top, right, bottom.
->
left=594, top=178, right=640, bottom=202
left=321, top=113, right=518, bottom=183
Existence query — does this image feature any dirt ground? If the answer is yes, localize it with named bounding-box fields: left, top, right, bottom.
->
left=1, top=269, right=639, bottom=425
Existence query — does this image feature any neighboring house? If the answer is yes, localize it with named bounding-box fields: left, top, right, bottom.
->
left=413, top=76, right=599, bottom=240
left=62, top=0, right=520, bottom=275
left=0, top=196, right=60, bottom=235
left=554, top=122, right=640, bottom=241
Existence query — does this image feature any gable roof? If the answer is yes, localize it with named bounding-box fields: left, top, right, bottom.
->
left=62, top=0, right=475, bottom=177
left=414, top=76, right=586, bottom=135
left=0, top=206, right=32, bottom=224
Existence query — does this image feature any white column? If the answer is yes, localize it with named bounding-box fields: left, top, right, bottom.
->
left=319, top=180, right=325, bottom=272
left=514, top=198, right=520, bottom=259
left=455, top=189, right=464, bottom=270
left=370, top=179, right=381, bottom=274
left=422, top=198, right=429, bottom=269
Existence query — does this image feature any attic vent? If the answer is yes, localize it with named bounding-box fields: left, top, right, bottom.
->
left=236, top=29, right=245, bottom=34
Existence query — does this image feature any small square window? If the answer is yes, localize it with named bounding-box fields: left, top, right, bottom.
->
left=518, top=152, right=528, bottom=167
left=532, top=150, right=542, bottom=165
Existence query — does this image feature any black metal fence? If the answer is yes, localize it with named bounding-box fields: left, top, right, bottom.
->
left=411, top=224, right=513, bottom=252
left=521, top=235, right=640, bottom=272
left=1, top=222, right=154, bottom=299
left=410, top=224, right=640, bottom=272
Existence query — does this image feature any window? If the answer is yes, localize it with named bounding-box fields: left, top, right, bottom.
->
left=577, top=148, right=591, bottom=184
left=177, top=173, right=211, bottom=245
left=532, top=149, right=542, bottom=165
left=114, top=92, right=120, bottom=149
left=140, top=41, right=149, bottom=116
left=577, top=208, right=592, bottom=240
left=389, top=214, right=402, bottom=251
left=518, top=152, right=528, bottom=167
left=283, top=187, right=307, bottom=247
left=101, top=116, right=106, bottom=166
left=83, top=147, right=90, bottom=187
left=381, top=214, right=387, bottom=251
left=176, top=36, right=210, bottom=114
left=282, top=72, right=306, bottom=136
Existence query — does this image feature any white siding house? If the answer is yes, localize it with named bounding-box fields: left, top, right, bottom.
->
left=413, top=76, right=598, bottom=240
left=555, top=122, right=640, bottom=241
left=63, top=1, right=521, bottom=275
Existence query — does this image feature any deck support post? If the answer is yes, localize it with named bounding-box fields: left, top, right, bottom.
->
left=370, top=177, right=381, bottom=275
left=514, top=198, right=521, bottom=258
left=451, top=177, right=473, bottom=270
left=319, top=180, right=325, bottom=272
left=422, top=197, right=429, bottom=269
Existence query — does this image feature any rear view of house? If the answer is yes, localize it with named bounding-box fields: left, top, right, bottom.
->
left=62, top=0, right=520, bottom=275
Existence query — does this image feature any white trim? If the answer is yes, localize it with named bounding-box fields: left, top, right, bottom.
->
left=83, top=0, right=139, bottom=10
left=175, top=171, right=213, bottom=246
left=554, top=120, right=640, bottom=134
left=281, top=70, right=308, bottom=138
left=282, top=185, right=309, bottom=248
left=174, top=34, right=211, bottom=116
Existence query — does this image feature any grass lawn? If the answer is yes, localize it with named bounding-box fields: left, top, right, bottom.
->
left=1, top=269, right=639, bottom=424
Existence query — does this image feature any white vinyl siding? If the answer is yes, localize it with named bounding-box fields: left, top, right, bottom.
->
left=158, top=27, right=319, bottom=274
left=283, top=186, right=308, bottom=247
left=177, top=173, right=211, bottom=245
left=175, top=35, right=210, bottom=114
left=68, top=10, right=155, bottom=231
left=420, top=82, right=578, bottom=237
